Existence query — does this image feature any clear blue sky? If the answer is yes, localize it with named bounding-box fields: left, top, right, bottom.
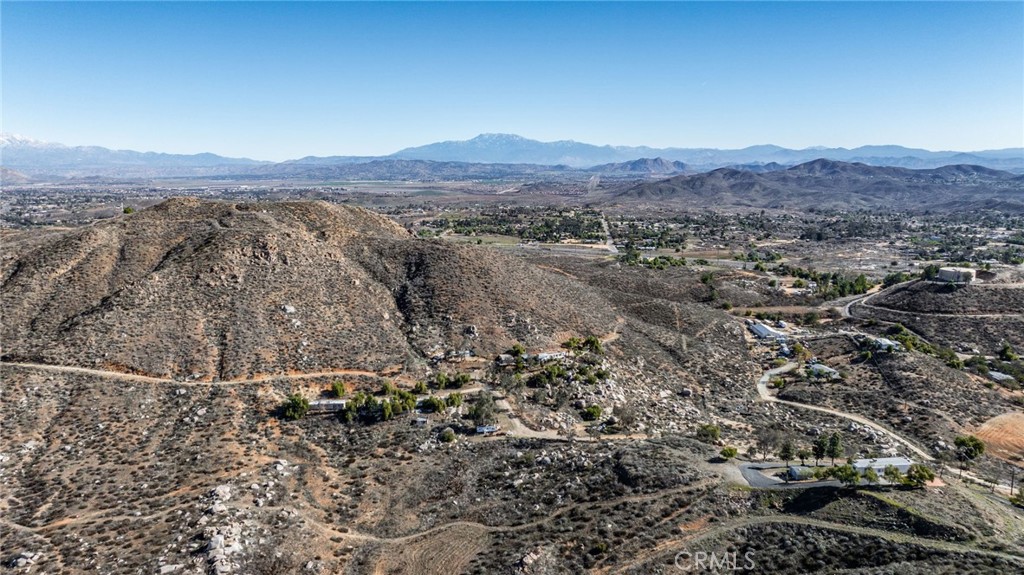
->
left=3, top=1, right=1022, bottom=160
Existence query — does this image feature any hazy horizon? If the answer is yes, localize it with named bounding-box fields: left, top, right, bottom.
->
left=3, top=2, right=1022, bottom=161
left=4, top=131, right=1024, bottom=165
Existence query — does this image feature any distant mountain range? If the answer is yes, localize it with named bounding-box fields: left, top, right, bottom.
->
left=0, top=134, right=268, bottom=179
left=616, top=159, right=1024, bottom=212
left=2, top=132, right=1022, bottom=180
left=391, top=133, right=1024, bottom=171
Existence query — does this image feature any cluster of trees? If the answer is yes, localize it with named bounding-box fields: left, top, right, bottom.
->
left=776, top=264, right=873, bottom=299
left=563, top=335, right=604, bottom=356
left=431, top=372, right=472, bottom=390
left=734, top=249, right=782, bottom=263
left=610, top=219, right=688, bottom=249
left=817, top=462, right=935, bottom=489
left=430, top=208, right=606, bottom=242
left=882, top=271, right=915, bottom=288
left=618, top=250, right=688, bottom=270
left=340, top=383, right=418, bottom=424
left=882, top=324, right=962, bottom=368
left=420, top=393, right=463, bottom=414
left=469, top=392, right=496, bottom=425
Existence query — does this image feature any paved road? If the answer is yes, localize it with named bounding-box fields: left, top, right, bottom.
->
left=737, top=462, right=841, bottom=489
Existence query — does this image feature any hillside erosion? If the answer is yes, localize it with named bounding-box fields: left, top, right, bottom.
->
left=1, top=198, right=616, bottom=380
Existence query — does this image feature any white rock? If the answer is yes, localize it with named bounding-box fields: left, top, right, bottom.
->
left=213, top=485, right=232, bottom=501
left=208, top=535, right=225, bottom=550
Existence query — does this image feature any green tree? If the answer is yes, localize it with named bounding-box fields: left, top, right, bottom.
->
left=581, top=404, right=602, bottom=421
left=812, top=436, right=828, bottom=466
left=719, top=446, right=738, bottom=460
left=883, top=465, right=904, bottom=486
left=999, top=342, right=1019, bottom=362
left=470, top=393, right=496, bottom=425
left=903, top=464, right=935, bottom=489
left=696, top=424, right=721, bottom=443
left=331, top=380, right=346, bottom=398
left=954, top=435, right=986, bottom=478
left=862, top=467, right=880, bottom=486
left=446, top=392, right=463, bottom=408
left=756, top=428, right=782, bottom=462
left=510, top=343, right=526, bottom=358
left=282, top=394, right=309, bottom=421
left=831, top=464, right=860, bottom=488
left=778, top=440, right=796, bottom=467
left=413, top=380, right=428, bottom=394
left=826, top=432, right=844, bottom=466
left=584, top=335, right=604, bottom=355
left=440, top=427, right=456, bottom=443
left=421, top=396, right=446, bottom=413
left=796, top=448, right=811, bottom=466
left=122, top=206, right=135, bottom=214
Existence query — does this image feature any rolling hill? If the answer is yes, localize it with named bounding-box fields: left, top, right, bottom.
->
left=614, top=159, right=1024, bottom=211
left=0, top=198, right=618, bottom=380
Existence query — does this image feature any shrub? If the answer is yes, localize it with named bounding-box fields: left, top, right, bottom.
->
left=581, top=404, right=602, bottom=421
left=446, top=392, right=463, bottom=408
left=331, top=380, right=346, bottom=398
left=696, top=424, right=721, bottom=443
left=903, top=464, right=935, bottom=488
left=440, top=428, right=456, bottom=443
left=719, top=446, right=738, bottom=460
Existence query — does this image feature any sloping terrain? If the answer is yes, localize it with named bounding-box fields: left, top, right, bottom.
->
left=3, top=200, right=1023, bottom=574
left=615, top=160, right=1024, bottom=211
left=0, top=199, right=616, bottom=380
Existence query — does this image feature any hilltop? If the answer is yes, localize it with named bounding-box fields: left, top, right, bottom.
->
left=0, top=198, right=618, bottom=380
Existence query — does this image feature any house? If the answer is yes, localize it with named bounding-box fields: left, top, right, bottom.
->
left=496, top=354, right=516, bottom=367
left=807, top=363, right=840, bottom=380
left=873, top=337, right=903, bottom=352
left=989, top=371, right=1016, bottom=385
left=853, top=457, right=914, bottom=476
left=749, top=322, right=785, bottom=340
left=308, top=399, right=347, bottom=412
left=936, top=267, right=975, bottom=284
left=476, top=424, right=500, bottom=434
left=788, top=466, right=818, bottom=481
left=413, top=416, right=429, bottom=427
left=535, top=352, right=567, bottom=362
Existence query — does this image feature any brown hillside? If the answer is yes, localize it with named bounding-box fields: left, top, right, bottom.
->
left=1, top=198, right=615, bottom=380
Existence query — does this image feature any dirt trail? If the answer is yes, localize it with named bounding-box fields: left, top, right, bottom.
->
left=0, top=362, right=389, bottom=386
left=757, top=362, right=933, bottom=460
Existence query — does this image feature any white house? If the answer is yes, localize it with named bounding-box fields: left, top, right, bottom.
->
left=749, top=322, right=785, bottom=340
left=853, top=457, right=914, bottom=476
left=873, top=337, right=903, bottom=352
left=808, top=363, right=840, bottom=380
left=936, top=267, right=975, bottom=284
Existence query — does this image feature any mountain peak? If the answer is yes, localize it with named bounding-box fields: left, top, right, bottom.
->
left=1, top=133, right=65, bottom=149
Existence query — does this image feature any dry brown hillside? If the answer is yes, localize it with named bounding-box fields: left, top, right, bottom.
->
left=1, top=199, right=616, bottom=380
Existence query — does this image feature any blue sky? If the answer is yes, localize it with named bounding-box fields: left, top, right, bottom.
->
left=3, top=1, right=1022, bottom=160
